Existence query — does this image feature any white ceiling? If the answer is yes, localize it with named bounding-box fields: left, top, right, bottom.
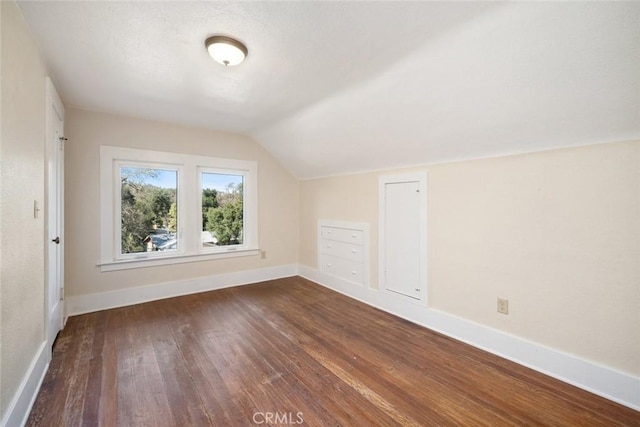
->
left=18, top=1, right=640, bottom=179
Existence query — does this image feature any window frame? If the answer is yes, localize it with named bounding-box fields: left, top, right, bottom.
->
left=115, top=160, right=185, bottom=260
left=99, top=146, right=259, bottom=272
left=197, top=167, right=250, bottom=254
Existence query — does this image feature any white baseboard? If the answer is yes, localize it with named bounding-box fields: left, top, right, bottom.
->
left=1, top=341, right=49, bottom=427
left=66, top=264, right=298, bottom=316
left=299, top=265, right=640, bottom=411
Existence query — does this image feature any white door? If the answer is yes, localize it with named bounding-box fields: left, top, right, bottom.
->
left=46, top=78, right=65, bottom=347
left=379, top=174, right=427, bottom=301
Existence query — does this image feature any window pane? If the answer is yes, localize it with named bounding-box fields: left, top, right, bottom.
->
left=201, top=173, right=244, bottom=247
left=120, top=166, right=178, bottom=254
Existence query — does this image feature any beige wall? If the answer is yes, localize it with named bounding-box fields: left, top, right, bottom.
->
left=0, top=1, right=48, bottom=417
left=299, top=141, right=640, bottom=376
left=64, top=108, right=298, bottom=297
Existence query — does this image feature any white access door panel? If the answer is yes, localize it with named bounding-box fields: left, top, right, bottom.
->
left=379, top=173, right=427, bottom=303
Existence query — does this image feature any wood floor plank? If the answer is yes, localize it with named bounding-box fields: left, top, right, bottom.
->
left=250, top=293, right=487, bottom=425
left=98, top=310, right=118, bottom=427
left=224, top=289, right=399, bottom=426
left=26, top=277, right=640, bottom=426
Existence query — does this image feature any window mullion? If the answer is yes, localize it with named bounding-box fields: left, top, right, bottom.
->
left=181, top=161, right=198, bottom=255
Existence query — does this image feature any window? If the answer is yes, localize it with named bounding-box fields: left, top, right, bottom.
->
left=100, top=146, right=258, bottom=271
left=200, top=171, right=244, bottom=248
left=119, top=165, right=179, bottom=255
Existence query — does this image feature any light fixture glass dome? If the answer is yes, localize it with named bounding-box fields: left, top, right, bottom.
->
left=205, top=36, right=248, bottom=67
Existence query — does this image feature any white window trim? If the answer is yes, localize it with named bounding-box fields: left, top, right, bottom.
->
left=99, top=146, right=259, bottom=272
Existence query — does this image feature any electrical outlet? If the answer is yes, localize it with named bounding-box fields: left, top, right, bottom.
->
left=260, top=250, right=266, bottom=259
left=497, top=298, right=509, bottom=315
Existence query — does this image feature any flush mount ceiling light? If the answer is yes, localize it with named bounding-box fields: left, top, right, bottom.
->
left=205, top=35, right=248, bottom=67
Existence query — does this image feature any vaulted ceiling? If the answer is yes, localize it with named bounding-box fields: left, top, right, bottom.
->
left=18, top=1, right=640, bottom=178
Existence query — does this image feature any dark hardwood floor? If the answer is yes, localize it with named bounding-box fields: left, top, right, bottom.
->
left=27, top=276, right=639, bottom=426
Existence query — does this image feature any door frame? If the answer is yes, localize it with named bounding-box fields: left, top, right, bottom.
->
left=378, top=172, right=428, bottom=306
left=45, top=77, right=65, bottom=349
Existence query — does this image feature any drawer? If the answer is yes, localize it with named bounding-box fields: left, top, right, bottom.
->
left=320, top=226, right=364, bottom=245
left=320, top=254, right=364, bottom=285
left=319, top=239, right=364, bottom=263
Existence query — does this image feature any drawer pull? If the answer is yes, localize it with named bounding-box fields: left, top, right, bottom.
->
left=351, top=270, right=357, bottom=275
left=351, top=249, right=357, bottom=253
left=352, top=234, right=357, bottom=238
left=327, top=244, right=332, bottom=248
left=327, top=263, right=332, bottom=267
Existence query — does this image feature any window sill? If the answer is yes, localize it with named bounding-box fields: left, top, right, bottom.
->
left=98, top=248, right=260, bottom=272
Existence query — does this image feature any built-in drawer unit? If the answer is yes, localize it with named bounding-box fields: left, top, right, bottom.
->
left=318, top=221, right=369, bottom=286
